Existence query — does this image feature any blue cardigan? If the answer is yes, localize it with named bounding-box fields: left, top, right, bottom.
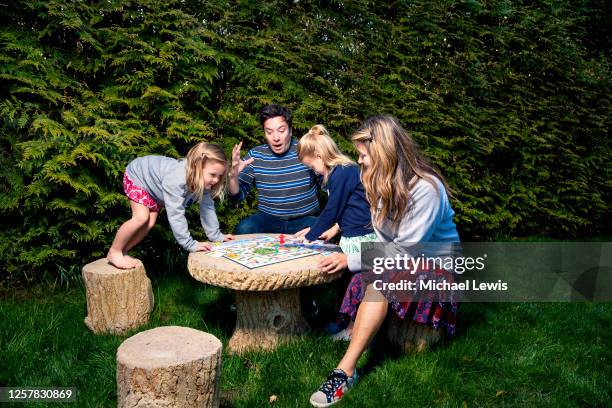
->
left=305, top=164, right=373, bottom=241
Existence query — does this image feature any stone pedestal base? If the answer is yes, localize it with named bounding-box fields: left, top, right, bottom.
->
left=228, top=289, right=310, bottom=354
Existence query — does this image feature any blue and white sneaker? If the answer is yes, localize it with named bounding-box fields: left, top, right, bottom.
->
left=329, top=328, right=352, bottom=342
left=309, top=368, right=358, bottom=407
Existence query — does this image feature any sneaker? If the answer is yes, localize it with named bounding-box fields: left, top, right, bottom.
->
left=309, top=368, right=358, bottom=407
left=325, top=315, right=349, bottom=335
left=311, top=299, right=319, bottom=317
left=325, top=321, right=344, bottom=335
left=329, top=328, right=351, bottom=342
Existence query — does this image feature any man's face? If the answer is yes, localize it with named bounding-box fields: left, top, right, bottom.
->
left=263, top=116, right=292, bottom=154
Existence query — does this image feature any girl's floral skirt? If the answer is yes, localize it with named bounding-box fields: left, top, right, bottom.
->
left=339, top=265, right=459, bottom=336
left=123, top=172, right=161, bottom=212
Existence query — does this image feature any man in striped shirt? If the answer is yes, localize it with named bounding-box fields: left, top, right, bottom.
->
left=229, top=104, right=320, bottom=234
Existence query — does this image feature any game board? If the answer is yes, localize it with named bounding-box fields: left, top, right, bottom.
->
left=208, top=236, right=339, bottom=269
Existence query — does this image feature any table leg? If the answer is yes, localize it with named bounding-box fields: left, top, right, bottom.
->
left=228, top=288, right=310, bottom=354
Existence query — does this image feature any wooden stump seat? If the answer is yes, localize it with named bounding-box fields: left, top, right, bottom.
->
left=116, top=326, right=222, bottom=408
left=82, top=258, right=154, bottom=335
left=385, top=315, right=444, bottom=353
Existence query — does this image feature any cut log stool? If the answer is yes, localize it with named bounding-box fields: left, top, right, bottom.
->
left=116, top=326, right=222, bottom=408
left=83, top=258, right=154, bottom=334
left=385, top=315, right=444, bottom=353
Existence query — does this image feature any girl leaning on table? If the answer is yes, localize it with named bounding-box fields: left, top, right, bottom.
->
left=308, top=115, right=460, bottom=407
left=107, top=142, right=235, bottom=269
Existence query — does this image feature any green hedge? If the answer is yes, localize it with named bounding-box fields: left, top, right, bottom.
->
left=1, top=0, right=609, bottom=282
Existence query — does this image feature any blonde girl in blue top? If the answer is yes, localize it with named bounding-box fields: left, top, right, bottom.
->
left=294, top=125, right=377, bottom=337
left=107, top=142, right=234, bottom=269
left=295, top=125, right=375, bottom=248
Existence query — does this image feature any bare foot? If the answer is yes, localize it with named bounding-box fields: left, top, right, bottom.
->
left=125, top=254, right=139, bottom=264
left=107, top=250, right=137, bottom=269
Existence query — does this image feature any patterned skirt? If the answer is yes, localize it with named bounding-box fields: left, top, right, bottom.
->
left=123, top=172, right=161, bottom=212
left=334, top=233, right=376, bottom=326
left=338, top=244, right=459, bottom=336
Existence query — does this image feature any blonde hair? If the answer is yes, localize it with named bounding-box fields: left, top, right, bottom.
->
left=351, top=115, right=451, bottom=229
left=185, top=142, right=228, bottom=201
left=297, top=124, right=355, bottom=184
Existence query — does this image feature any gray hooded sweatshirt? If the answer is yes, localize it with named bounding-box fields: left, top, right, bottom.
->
left=126, top=155, right=224, bottom=252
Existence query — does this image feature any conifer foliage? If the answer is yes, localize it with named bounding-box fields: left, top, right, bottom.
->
left=1, top=1, right=609, bottom=281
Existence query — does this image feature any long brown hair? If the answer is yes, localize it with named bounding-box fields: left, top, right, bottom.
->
left=297, top=124, right=355, bottom=184
left=351, top=115, right=451, bottom=229
left=185, top=142, right=228, bottom=200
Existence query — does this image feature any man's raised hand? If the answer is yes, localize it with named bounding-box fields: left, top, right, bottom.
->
left=231, top=141, right=255, bottom=176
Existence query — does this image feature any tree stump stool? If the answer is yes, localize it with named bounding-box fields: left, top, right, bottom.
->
left=385, top=315, right=444, bottom=353
left=116, top=326, right=222, bottom=408
left=188, top=234, right=342, bottom=354
left=82, top=258, right=154, bottom=335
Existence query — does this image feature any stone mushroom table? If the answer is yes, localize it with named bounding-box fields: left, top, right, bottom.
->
left=187, top=234, right=342, bottom=354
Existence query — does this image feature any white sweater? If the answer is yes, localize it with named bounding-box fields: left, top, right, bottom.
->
left=347, top=176, right=460, bottom=272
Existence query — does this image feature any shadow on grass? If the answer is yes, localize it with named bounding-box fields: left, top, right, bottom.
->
left=358, top=302, right=501, bottom=378
left=303, top=275, right=355, bottom=331
left=457, top=302, right=501, bottom=334
left=167, top=272, right=236, bottom=337
left=198, top=289, right=236, bottom=336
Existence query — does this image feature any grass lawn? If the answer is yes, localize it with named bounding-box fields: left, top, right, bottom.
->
left=1, top=269, right=610, bottom=407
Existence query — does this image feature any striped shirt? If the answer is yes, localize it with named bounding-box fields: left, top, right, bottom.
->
left=229, top=140, right=320, bottom=218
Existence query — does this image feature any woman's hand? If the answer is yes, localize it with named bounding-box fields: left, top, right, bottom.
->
left=319, top=253, right=348, bottom=274
left=292, top=227, right=310, bottom=240
left=223, top=234, right=236, bottom=242
left=230, top=141, right=255, bottom=177
left=196, top=241, right=213, bottom=252
left=319, top=223, right=340, bottom=241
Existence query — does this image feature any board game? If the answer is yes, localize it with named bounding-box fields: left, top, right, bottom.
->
left=208, top=236, right=340, bottom=269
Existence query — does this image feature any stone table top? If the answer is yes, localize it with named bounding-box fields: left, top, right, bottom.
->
left=187, top=234, right=342, bottom=291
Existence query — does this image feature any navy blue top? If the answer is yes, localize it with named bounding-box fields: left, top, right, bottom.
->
left=305, top=164, right=373, bottom=241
